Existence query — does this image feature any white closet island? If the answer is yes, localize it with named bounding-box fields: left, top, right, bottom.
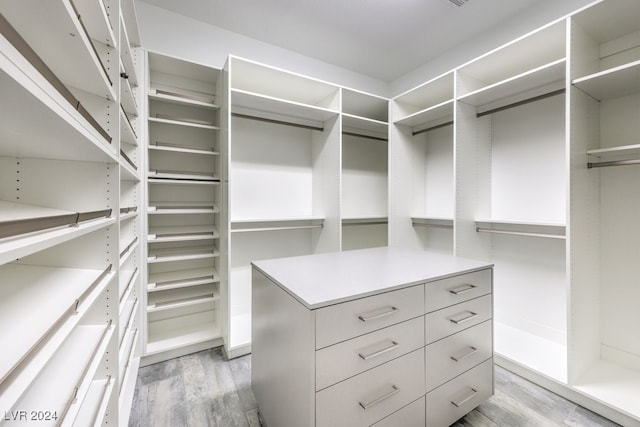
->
left=251, top=247, right=493, bottom=427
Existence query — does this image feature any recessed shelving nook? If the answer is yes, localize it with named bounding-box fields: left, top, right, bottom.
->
left=569, top=0, right=640, bottom=422
left=390, top=71, right=455, bottom=253
left=144, top=51, right=224, bottom=363
left=226, top=56, right=341, bottom=357
left=341, top=88, right=389, bottom=251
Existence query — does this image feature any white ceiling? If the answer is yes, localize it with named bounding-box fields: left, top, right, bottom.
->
left=139, top=0, right=554, bottom=81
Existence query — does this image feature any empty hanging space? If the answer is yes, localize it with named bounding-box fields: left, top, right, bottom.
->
left=341, top=89, right=388, bottom=251
left=569, top=0, right=640, bottom=419
left=227, top=57, right=341, bottom=357
left=454, top=20, right=568, bottom=383
left=391, top=72, right=455, bottom=252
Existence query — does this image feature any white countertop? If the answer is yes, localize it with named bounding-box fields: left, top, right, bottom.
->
left=252, top=247, right=492, bottom=309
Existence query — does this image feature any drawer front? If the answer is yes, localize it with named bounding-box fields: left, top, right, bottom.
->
left=426, top=320, right=492, bottom=391
left=425, top=269, right=492, bottom=313
left=316, top=349, right=425, bottom=427
left=316, top=284, right=424, bottom=349
left=426, top=358, right=493, bottom=427
left=370, top=397, right=425, bottom=427
left=425, top=294, right=492, bottom=345
left=316, top=317, right=424, bottom=391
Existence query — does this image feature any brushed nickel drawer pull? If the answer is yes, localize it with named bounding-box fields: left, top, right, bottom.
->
left=358, top=385, right=399, bottom=410
left=359, top=341, right=399, bottom=360
left=450, top=346, right=478, bottom=362
left=451, top=387, right=478, bottom=408
left=358, top=306, right=399, bottom=322
left=449, top=283, right=477, bottom=295
left=448, top=311, right=478, bottom=325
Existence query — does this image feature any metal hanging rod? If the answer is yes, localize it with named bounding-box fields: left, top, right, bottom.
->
left=232, top=112, right=324, bottom=132
left=412, top=121, right=453, bottom=136
left=588, top=158, right=640, bottom=168
left=476, top=228, right=566, bottom=239
left=412, top=222, right=453, bottom=229
left=476, top=88, right=565, bottom=118
left=231, top=224, right=324, bottom=233
left=342, top=131, right=388, bottom=142
left=342, top=221, right=388, bottom=226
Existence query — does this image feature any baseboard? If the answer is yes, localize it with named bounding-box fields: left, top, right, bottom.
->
left=140, top=337, right=224, bottom=366
left=495, top=355, right=640, bottom=427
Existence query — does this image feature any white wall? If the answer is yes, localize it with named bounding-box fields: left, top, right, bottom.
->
left=390, top=0, right=597, bottom=96
left=135, top=1, right=389, bottom=97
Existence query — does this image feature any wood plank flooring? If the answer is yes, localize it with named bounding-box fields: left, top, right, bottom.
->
left=129, top=347, right=620, bottom=427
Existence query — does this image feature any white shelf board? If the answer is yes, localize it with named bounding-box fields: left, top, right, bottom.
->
left=394, top=99, right=454, bottom=128
left=148, top=116, right=219, bottom=130
left=148, top=88, right=219, bottom=109
left=0, top=264, right=111, bottom=383
left=119, top=328, right=138, bottom=369
left=119, top=238, right=138, bottom=266
left=146, top=316, right=221, bottom=355
left=2, top=1, right=115, bottom=100
left=148, top=171, right=219, bottom=182
left=394, top=72, right=454, bottom=112
left=148, top=246, right=219, bottom=264
left=74, top=0, right=117, bottom=49
left=573, top=360, right=640, bottom=420
left=232, top=89, right=338, bottom=126
left=341, top=89, right=388, bottom=122
left=148, top=144, right=219, bottom=156
left=9, top=324, right=109, bottom=424
left=231, top=216, right=324, bottom=224
left=119, top=14, right=138, bottom=87
left=231, top=56, right=338, bottom=108
left=0, top=63, right=116, bottom=162
left=587, top=144, right=640, bottom=161
left=120, top=211, right=138, bottom=221
left=119, top=298, right=138, bottom=344
left=148, top=293, right=217, bottom=314
left=572, top=60, right=640, bottom=101
left=411, top=217, right=454, bottom=228
left=71, top=377, right=113, bottom=427
left=119, top=268, right=138, bottom=303
left=148, top=225, right=219, bottom=243
left=120, top=77, right=138, bottom=116
left=148, top=267, right=219, bottom=292
left=342, top=114, right=388, bottom=137
left=148, top=202, right=218, bottom=215
left=495, top=321, right=567, bottom=383
left=120, top=160, right=139, bottom=182
left=459, top=59, right=565, bottom=107
left=120, top=107, right=138, bottom=146
left=0, top=216, right=114, bottom=265
left=148, top=178, right=220, bottom=186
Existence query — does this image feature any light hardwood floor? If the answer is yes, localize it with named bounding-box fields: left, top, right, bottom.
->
left=129, top=347, right=620, bottom=427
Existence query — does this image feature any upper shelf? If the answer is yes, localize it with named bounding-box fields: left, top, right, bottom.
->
left=119, top=12, right=138, bottom=88
left=459, top=59, right=565, bottom=108
left=572, top=60, right=640, bottom=101
left=342, top=114, right=388, bottom=139
left=231, top=56, right=339, bottom=110
left=342, top=88, right=388, bottom=123
left=393, top=72, right=454, bottom=121
left=394, top=99, right=453, bottom=129
left=458, top=20, right=565, bottom=98
left=149, top=88, right=219, bottom=109
left=1, top=0, right=116, bottom=100
left=231, top=89, right=338, bottom=129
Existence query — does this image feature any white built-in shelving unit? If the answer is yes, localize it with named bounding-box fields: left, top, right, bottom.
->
left=341, top=88, right=388, bottom=251
left=568, top=0, right=640, bottom=422
left=143, top=52, right=225, bottom=364
left=225, top=56, right=342, bottom=357
left=389, top=0, right=640, bottom=424
left=224, top=57, right=391, bottom=357
left=0, top=0, right=142, bottom=424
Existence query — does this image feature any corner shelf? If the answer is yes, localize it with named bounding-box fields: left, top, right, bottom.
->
left=572, top=60, right=640, bottom=101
